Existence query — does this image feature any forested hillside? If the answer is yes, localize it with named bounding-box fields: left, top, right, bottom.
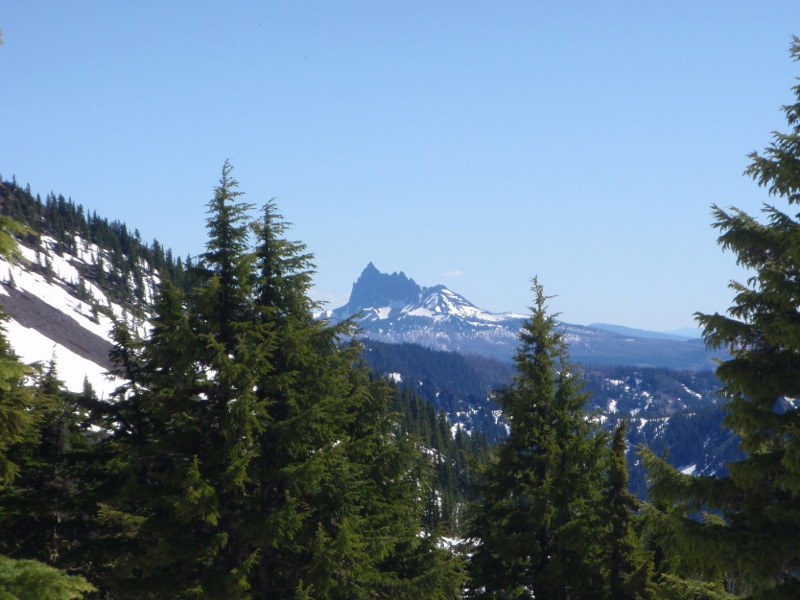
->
left=361, top=339, right=739, bottom=499
left=0, top=178, right=190, bottom=313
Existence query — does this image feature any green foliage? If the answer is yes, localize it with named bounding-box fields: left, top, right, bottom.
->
left=645, top=37, right=800, bottom=597
left=97, top=165, right=270, bottom=598
left=0, top=555, right=95, bottom=600
left=0, top=340, right=33, bottom=491
left=467, top=279, right=610, bottom=599
left=249, top=197, right=464, bottom=597
left=0, top=213, right=36, bottom=491
left=651, top=573, right=735, bottom=600
left=0, top=361, right=106, bottom=578
left=90, top=162, right=463, bottom=599
left=605, top=421, right=654, bottom=599
left=390, top=384, right=491, bottom=533
left=0, top=216, right=24, bottom=267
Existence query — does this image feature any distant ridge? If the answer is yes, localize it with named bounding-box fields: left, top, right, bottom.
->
left=589, top=323, right=701, bottom=341
left=664, top=326, right=704, bottom=339
left=326, top=263, right=724, bottom=369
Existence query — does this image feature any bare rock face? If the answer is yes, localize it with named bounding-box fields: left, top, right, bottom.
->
left=333, top=262, right=422, bottom=318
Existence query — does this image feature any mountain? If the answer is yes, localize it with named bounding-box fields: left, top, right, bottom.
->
left=329, top=264, right=739, bottom=496
left=327, top=263, right=723, bottom=369
left=336, top=261, right=423, bottom=317
left=0, top=180, right=170, bottom=397
left=0, top=236, right=144, bottom=398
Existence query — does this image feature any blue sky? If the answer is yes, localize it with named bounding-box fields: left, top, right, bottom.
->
left=2, top=2, right=800, bottom=332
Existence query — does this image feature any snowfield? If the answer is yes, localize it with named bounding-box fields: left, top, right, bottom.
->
left=0, top=235, right=153, bottom=398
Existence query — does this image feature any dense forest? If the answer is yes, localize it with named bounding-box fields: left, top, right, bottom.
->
left=3, top=38, right=800, bottom=600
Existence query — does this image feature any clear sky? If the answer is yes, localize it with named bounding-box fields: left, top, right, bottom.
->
left=3, top=2, right=800, bottom=332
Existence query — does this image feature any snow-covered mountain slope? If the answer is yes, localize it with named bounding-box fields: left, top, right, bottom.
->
left=327, top=263, right=722, bottom=369
left=406, top=284, right=519, bottom=321
left=0, top=234, right=156, bottom=398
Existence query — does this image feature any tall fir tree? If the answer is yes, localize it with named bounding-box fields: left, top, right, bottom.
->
left=195, top=159, right=256, bottom=346
left=98, top=163, right=271, bottom=598
left=98, top=163, right=463, bottom=599
left=644, top=37, right=800, bottom=599
left=0, top=321, right=33, bottom=492
left=0, top=333, right=37, bottom=575
left=605, top=420, right=653, bottom=600
left=466, top=279, right=609, bottom=600
left=249, top=200, right=463, bottom=598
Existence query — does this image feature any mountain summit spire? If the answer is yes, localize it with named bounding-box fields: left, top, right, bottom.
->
left=339, top=262, right=422, bottom=315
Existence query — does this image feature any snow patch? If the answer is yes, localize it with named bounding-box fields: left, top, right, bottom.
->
left=4, top=319, right=118, bottom=398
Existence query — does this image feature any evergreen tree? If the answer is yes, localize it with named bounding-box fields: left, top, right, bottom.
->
left=98, top=163, right=463, bottom=599
left=195, top=159, right=255, bottom=345
left=644, top=37, right=800, bottom=599
left=0, top=554, right=95, bottom=599
left=466, top=279, right=609, bottom=600
left=0, top=214, right=41, bottom=489
left=0, top=360, right=106, bottom=581
left=605, top=420, right=653, bottom=599
left=0, top=328, right=33, bottom=492
left=98, top=163, right=270, bottom=598
left=249, top=200, right=463, bottom=598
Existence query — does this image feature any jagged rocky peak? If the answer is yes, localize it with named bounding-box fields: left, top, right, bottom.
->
left=343, top=262, right=422, bottom=313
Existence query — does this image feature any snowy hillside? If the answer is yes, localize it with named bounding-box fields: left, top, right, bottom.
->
left=0, top=234, right=156, bottom=398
